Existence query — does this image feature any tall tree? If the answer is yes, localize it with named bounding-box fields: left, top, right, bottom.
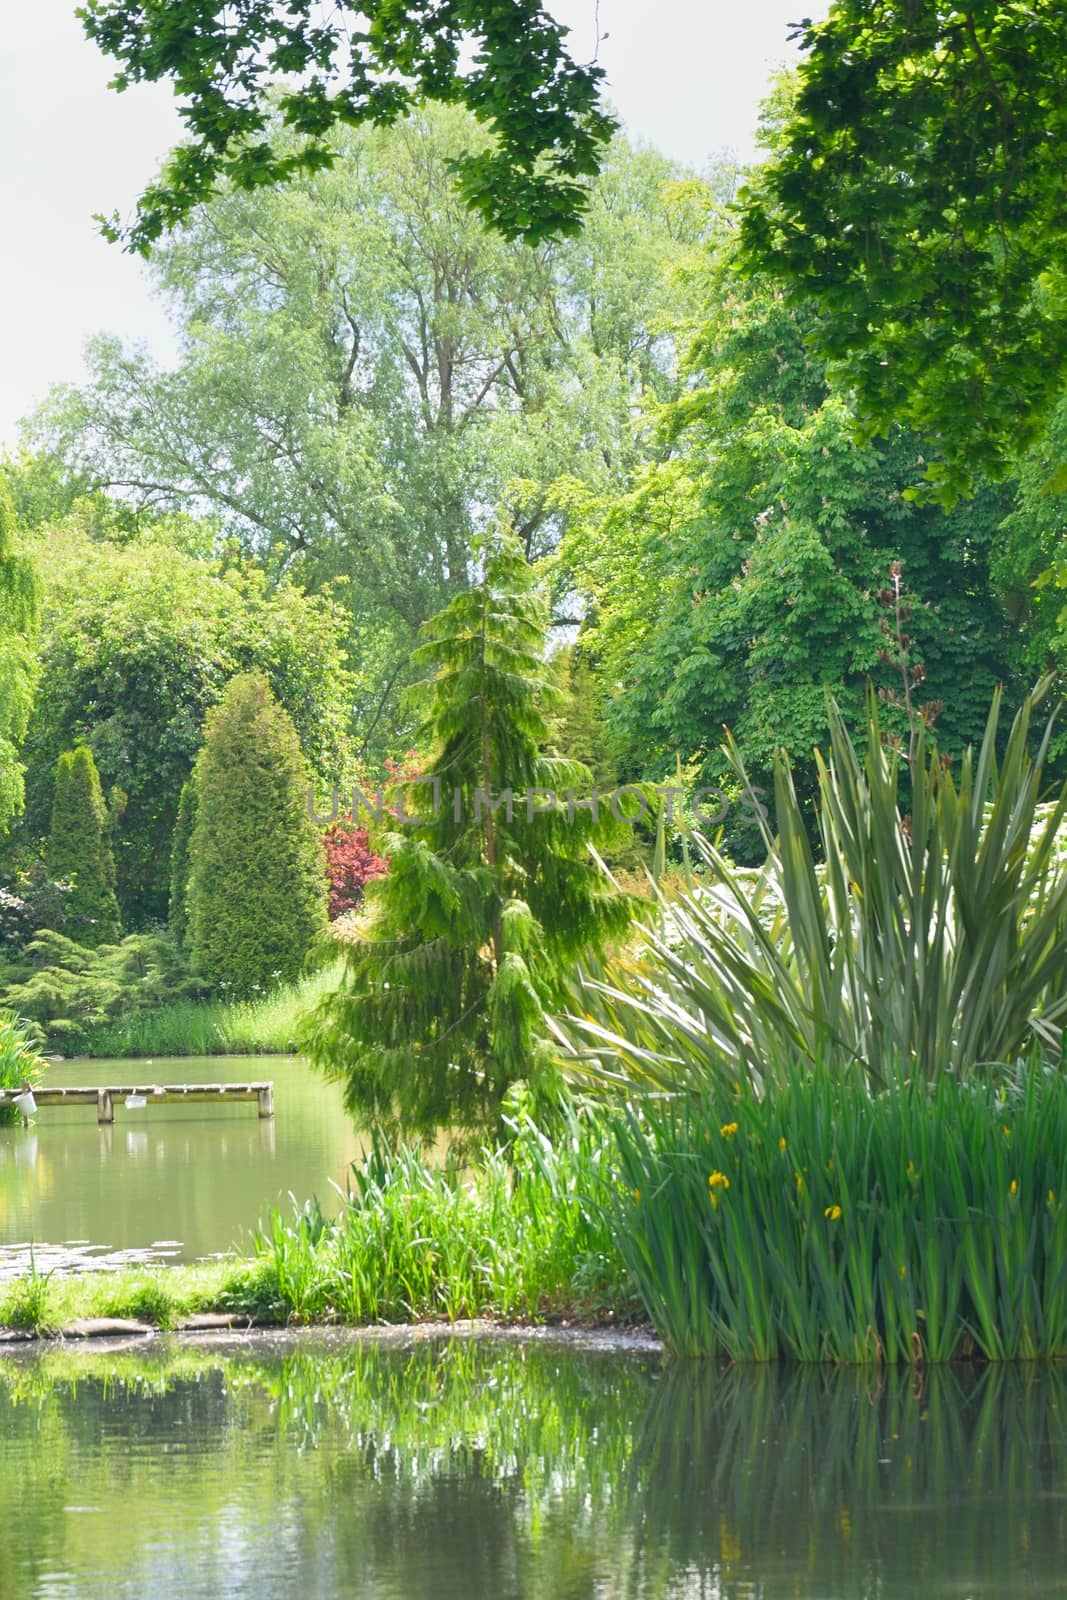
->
left=558, top=253, right=1021, bottom=856
left=302, top=534, right=633, bottom=1142
left=82, top=0, right=615, bottom=251
left=739, top=10, right=1067, bottom=500
left=187, top=673, right=327, bottom=995
left=46, top=747, right=121, bottom=948
left=0, top=477, right=39, bottom=832
left=31, top=113, right=717, bottom=752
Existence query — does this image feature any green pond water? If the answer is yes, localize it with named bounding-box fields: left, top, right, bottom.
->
left=0, top=1055, right=363, bottom=1264
left=1, top=1333, right=1065, bottom=1598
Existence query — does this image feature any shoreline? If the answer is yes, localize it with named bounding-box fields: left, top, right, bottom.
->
left=0, top=1314, right=662, bottom=1354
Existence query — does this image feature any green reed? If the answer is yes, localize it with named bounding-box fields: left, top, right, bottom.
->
left=249, top=1105, right=637, bottom=1326
left=610, top=1063, right=1067, bottom=1361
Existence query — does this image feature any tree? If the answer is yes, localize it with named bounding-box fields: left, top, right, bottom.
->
left=168, top=779, right=196, bottom=948
left=738, top=10, right=1067, bottom=501
left=187, top=673, right=327, bottom=995
left=301, top=534, right=633, bottom=1142
left=557, top=253, right=1022, bottom=856
left=11, top=512, right=353, bottom=925
left=46, top=747, right=121, bottom=949
left=31, top=114, right=716, bottom=753
left=81, top=0, right=615, bottom=251
left=0, top=477, right=39, bottom=832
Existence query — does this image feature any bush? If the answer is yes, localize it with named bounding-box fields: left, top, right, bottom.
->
left=322, top=814, right=386, bottom=920
left=0, top=930, right=199, bottom=1051
left=564, top=683, right=1067, bottom=1095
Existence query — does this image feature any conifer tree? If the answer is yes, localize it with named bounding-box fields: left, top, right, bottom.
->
left=0, top=477, right=39, bottom=831
left=302, top=533, right=634, bottom=1142
left=46, top=746, right=121, bottom=948
left=168, top=779, right=196, bottom=948
left=187, top=673, right=326, bottom=995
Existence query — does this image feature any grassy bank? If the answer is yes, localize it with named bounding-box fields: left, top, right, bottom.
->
left=77, top=963, right=343, bottom=1057
left=0, top=1110, right=639, bottom=1336
left=11, top=1069, right=1067, bottom=1363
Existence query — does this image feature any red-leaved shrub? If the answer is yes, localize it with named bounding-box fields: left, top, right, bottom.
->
left=323, top=815, right=387, bottom=921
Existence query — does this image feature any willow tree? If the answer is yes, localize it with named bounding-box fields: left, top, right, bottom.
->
left=302, top=534, right=633, bottom=1141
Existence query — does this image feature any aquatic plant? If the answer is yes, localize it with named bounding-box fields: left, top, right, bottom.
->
left=0, top=1008, right=45, bottom=1124
left=249, top=1103, right=637, bottom=1326
left=610, top=1062, right=1067, bottom=1361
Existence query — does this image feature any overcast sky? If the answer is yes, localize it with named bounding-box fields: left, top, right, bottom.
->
left=0, top=1, right=827, bottom=450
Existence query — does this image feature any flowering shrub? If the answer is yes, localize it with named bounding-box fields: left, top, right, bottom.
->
left=323, top=814, right=387, bottom=920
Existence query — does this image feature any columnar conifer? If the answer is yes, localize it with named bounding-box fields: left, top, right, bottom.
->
left=0, top=477, right=39, bottom=831
left=187, top=673, right=326, bottom=995
left=46, top=746, right=121, bottom=948
left=303, top=533, right=634, bottom=1141
left=168, top=779, right=196, bottom=948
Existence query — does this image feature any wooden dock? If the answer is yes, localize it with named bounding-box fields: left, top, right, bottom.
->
left=0, top=1083, right=274, bottom=1123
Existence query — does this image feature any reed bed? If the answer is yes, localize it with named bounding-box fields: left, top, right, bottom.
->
left=247, top=1107, right=637, bottom=1325
left=611, top=1064, right=1067, bottom=1361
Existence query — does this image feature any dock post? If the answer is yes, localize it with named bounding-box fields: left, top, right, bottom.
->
left=97, top=1089, right=114, bottom=1124
left=258, top=1085, right=274, bottom=1119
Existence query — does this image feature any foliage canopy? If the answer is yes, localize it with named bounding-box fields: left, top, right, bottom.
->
left=739, top=4, right=1067, bottom=501
left=80, top=0, right=615, bottom=251
left=14, top=517, right=352, bottom=925
left=0, top=479, right=39, bottom=832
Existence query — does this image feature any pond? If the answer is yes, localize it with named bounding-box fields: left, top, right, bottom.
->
left=0, top=1055, right=363, bottom=1266
left=1, top=1332, right=1065, bottom=1598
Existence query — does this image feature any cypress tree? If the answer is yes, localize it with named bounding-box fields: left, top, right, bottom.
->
left=46, top=746, right=122, bottom=948
left=168, top=779, right=196, bottom=948
left=302, top=533, right=635, bottom=1142
left=187, top=673, right=326, bottom=995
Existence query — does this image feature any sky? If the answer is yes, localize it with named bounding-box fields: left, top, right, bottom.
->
left=0, top=1, right=827, bottom=450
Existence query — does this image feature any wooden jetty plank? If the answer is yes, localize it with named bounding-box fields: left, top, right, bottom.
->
left=0, top=1082, right=274, bottom=1121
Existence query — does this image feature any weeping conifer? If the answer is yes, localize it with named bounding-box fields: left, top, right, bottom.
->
left=302, top=533, right=635, bottom=1142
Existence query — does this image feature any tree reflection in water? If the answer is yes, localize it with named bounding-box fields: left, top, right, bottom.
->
left=0, top=1336, right=1064, bottom=1598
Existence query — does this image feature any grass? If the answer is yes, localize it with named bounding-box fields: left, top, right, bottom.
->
left=0, top=1261, right=260, bottom=1336
left=78, top=963, right=343, bottom=1057
left=610, top=1061, right=1067, bottom=1361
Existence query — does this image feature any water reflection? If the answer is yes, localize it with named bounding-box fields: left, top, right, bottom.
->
left=0, top=1056, right=362, bottom=1260
left=0, top=1337, right=1066, bottom=1598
